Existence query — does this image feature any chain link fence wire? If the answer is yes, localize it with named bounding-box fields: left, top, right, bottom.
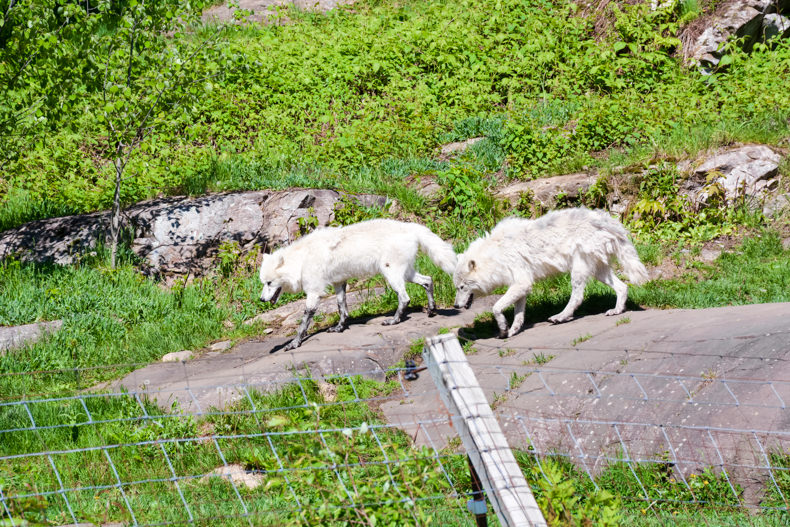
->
left=2, top=338, right=789, bottom=526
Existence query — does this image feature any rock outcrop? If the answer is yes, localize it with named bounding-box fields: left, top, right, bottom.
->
left=685, top=0, right=790, bottom=72
left=496, top=172, right=598, bottom=208
left=0, top=189, right=387, bottom=276
left=0, top=320, right=63, bottom=354
left=202, top=0, right=354, bottom=23
left=678, top=144, right=784, bottom=206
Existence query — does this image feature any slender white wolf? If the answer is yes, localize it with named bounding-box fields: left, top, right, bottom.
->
left=454, top=208, right=649, bottom=339
left=259, top=219, right=457, bottom=350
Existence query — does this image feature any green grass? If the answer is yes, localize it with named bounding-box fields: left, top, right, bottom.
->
left=0, top=249, right=297, bottom=399
left=634, top=231, right=790, bottom=308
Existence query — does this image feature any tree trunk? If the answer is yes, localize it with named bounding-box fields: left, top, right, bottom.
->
left=110, top=157, right=123, bottom=269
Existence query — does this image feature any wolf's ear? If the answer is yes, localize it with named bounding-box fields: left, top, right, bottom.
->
left=275, top=254, right=285, bottom=269
left=468, top=260, right=476, bottom=272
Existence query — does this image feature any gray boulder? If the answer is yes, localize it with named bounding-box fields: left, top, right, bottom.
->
left=679, top=144, right=783, bottom=205
left=439, top=137, right=485, bottom=159
left=686, top=0, right=790, bottom=71
left=0, top=320, right=63, bottom=354
left=0, top=189, right=387, bottom=275
left=763, top=13, right=790, bottom=41
left=496, top=172, right=597, bottom=208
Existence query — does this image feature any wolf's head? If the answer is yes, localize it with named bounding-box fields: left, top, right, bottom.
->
left=453, top=257, right=481, bottom=309
left=259, top=252, right=288, bottom=305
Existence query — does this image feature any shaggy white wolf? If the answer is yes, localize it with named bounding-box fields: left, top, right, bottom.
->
left=259, top=219, right=457, bottom=350
left=454, top=208, right=649, bottom=338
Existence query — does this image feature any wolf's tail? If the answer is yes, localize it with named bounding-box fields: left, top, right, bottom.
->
left=414, top=225, right=458, bottom=275
left=594, top=210, right=649, bottom=284
left=615, top=239, right=650, bottom=285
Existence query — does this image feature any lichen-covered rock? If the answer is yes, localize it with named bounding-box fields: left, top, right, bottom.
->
left=763, top=13, right=790, bottom=41
left=679, top=144, right=783, bottom=205
left=686, top=0, right=790, bottom=72
left=0, top=190, right=387, bottom=276
left=496, top=173, right=597, bottom=208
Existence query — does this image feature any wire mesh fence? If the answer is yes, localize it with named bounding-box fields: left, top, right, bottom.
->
left=2, top=334, right=789, bottom=526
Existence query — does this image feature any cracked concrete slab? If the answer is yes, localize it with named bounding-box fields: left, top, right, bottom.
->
left=381, top=301, right=790, bottom=499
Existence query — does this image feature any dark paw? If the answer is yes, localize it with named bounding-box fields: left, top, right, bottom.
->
left=327, top=323, right=348, bottom=333
left=426, top=308, right=436, bottom=318
left=497, top=331, right=507, bottom=339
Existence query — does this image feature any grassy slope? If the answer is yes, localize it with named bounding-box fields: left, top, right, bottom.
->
left=2, top=0, right=790, bottom=228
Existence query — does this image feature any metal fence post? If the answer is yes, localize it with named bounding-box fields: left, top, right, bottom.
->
left=424, top=333, right=547, bottom=527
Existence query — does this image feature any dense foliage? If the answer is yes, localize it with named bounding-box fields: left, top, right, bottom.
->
left=2, top=0, right=789, bottom=230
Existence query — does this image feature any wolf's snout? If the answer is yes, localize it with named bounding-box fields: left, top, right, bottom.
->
left=454, top=290, right=474, bottom=310
left=260, top=286, right=282, bottom=305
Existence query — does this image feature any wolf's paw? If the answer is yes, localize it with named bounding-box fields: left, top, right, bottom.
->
left=548, top=314, right=571, bottom=324
left=605, top=308, right=624, bottom=316
left=426, top=308, right=436, bottom=318
left=283, top=339, right=301, bottom=351
left=382, top=318, right=401, bottom=326
left=507, top=328, right=521, bottom=338
left=497, top=330, right=508, bottom=339
left=328, top=323, right=348, bottom=333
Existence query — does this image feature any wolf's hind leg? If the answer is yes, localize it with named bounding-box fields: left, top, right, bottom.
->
left=507, top=297, right=527, bottom=338
left=328, top=282, right=349, bottom=333
left=409, top=271, right=435, bottom=316
left=549, top=261, right=591, bottom=324
left=382, top=269, right=410, bottom=325
left=493, top=284, right=530, bottom=339
left=595, top=265, right=628, bottom=316
left=284, top=292, right=320, bottom=350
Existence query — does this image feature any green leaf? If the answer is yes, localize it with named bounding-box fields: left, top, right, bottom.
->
left=717, top=54, right=733, bottom=67
left=266, top=415, right=288, bottom=427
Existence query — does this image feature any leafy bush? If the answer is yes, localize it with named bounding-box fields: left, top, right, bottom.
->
left=435, top=165, right=503, bottom=233
left=3, top=0, right=788, bottom=231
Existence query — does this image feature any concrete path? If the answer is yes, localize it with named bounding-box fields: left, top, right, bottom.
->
left=113, top=296, right=499, bottom=413
left=382, top=301, right=790, bottom=500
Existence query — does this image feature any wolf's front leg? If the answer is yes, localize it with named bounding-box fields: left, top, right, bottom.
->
left=492, top=285, right=529, bottom=339
left=284, top=293, right=320, bottom=350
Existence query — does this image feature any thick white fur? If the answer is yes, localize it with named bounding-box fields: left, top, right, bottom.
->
left=259, top=219, right=457, bottom=349
left=454, top=208, right=649, bottom=338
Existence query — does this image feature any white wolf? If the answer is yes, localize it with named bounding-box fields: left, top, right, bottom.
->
left=454, top=208, right=649, bottom=338
left=259, top=219, right=457, bottom=350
